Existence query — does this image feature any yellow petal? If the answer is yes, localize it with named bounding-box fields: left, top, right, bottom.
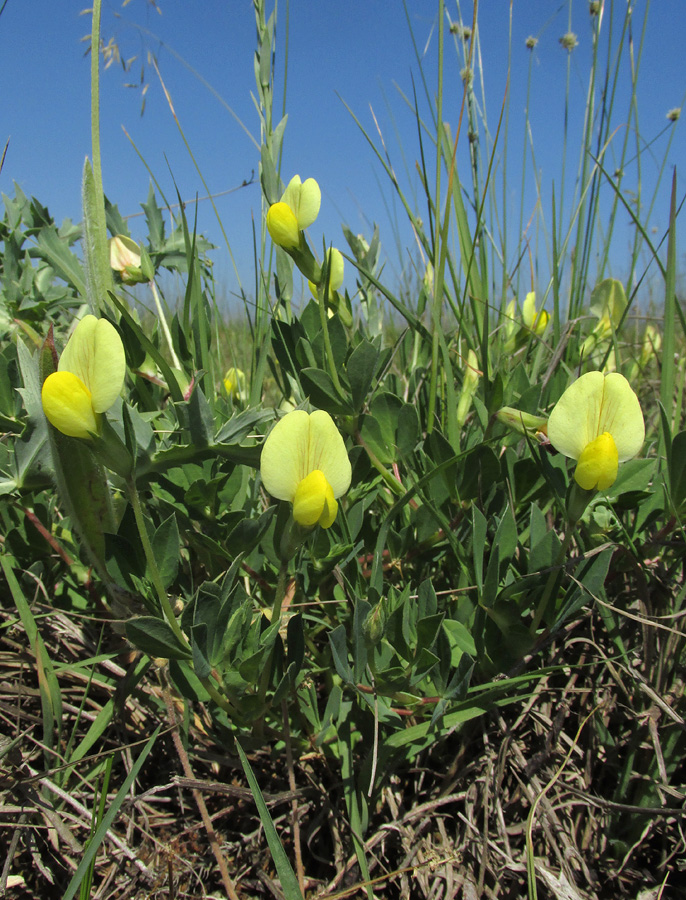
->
left=307, top=410, right=352, bottom=497
left=59, top=316, right=125, bottom=413
left=595, top=372, right=645, bottom=461
left=547, top=371, right=644, bottom=464
left=574, top=432, right=619, bottom=491
left=266, top=202, right=300, bottom=250
left=293, top=469, right=338, bottom=527
left=42, top=371, right=99, bottom=439
left=522, top=291, right=537, bottom=328
left=533, top=309, right=549, bottom=336
left=260, top=409, right=351, bottom=502
left=281, top=175, right=321, bottom=230
left=223, top=367, right=245, bottom=399
left=547, top=371, right=605, bottom=460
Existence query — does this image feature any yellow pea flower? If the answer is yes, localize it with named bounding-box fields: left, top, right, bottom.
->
left=266, top=175, right=321, bottom=249
left=41, top=315, right=126, bottom=439
left=223, top=367, right=246, bottom=401
left=547, top=371, right=644, bottom=491
left=522, top=291, right=549, bottom=337
left=260, top=409, right=351, bottom=529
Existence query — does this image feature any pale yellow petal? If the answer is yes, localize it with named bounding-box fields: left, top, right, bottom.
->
left=282, top=175, right=321, bottom=230
left=306, top=410, right=351, bottom=498
left=296, top=178, right=321, bottom=229
left=42, top=371, right=99, bottom=439
left=596, top=372, right=645, bottom=461
left=59, top=316, right=125, bottom=413
left=547, top=371, right=605, bottom=460
left=522, top=291, right=536, bottom=328
left=260, top=409, right=312, bottom=500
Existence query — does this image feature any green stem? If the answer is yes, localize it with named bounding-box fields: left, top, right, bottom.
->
left=317, top=286, right=345, bottom=397
left=256, top=560, right=290, bottom=711
left=530, top=529, right=574, bottom=635
left=126, top=478, right=190, bottom=652
left=149, top=281, right=182, bottom=370
left=354, top=432, right=407, bottom=497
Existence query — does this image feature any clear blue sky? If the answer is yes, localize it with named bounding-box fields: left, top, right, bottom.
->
left=2, top=0, right=684, bottom=306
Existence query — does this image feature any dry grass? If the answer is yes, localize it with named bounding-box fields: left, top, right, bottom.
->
left=2, top=572, right=685, bottom=900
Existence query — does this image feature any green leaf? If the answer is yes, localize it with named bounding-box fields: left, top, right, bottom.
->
left=236, top=740, right=304, bottom=900
left=151, top=514, right=180, bottom=589
left=347, top=339, right=379, bottom=410
left=442, top=619, right=477, bottom=660
left=299, top=367, right=353, bottom=415
left=81, top=158, right=115, bottom=315
left=126, top=616, right=191, bottom=660
left=668, top=430, right=686, bottom=510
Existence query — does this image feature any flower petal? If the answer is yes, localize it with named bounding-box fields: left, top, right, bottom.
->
left=306, top=410, right=351, bottom=498
left=282, top=175, right=321, bottom=230
left=260, top=409, right=351, bottom=503
left=260, top=409, right=312, bottom=500
left=574, top=432, right=619, bottom=491
left=596, top=372, right=645, bottom=461
left=547, top=371, right=644, bottom=464
left=42, top=371, right=99, bottom=439
left=292, top=469, right=337, bottom=527
left=266, top=202, right=300, bottom=249
left=547, top=371, right=605, bottom=460
left=59, top=316, right=125, bottom=413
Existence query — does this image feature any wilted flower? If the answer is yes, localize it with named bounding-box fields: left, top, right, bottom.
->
left=109, top=235, right=150, bottom=285
left=260, top=409, right=351, bottom=529
left=223, top=367, right=246, bottom=401
left=42, top=315, right=126, bottom=440
left=266, top=175, right=321, bottom=250
left=547, top=371, right=644, bottom=491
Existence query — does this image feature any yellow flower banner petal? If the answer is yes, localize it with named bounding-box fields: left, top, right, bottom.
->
left=59, top=315, right=126, bottom=413
left=281, top=175, right=321, bottom=229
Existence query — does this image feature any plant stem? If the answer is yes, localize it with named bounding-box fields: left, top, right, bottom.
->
left=149, top=280, right=182, bottom=370
left=126, top=478, right=190, bottom=652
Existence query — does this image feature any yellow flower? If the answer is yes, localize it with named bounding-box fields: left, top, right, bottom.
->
left=41, top=315, right=126, bottom=439
left=522, top=291, right=549, bottom=336
left=547, top=371, right=644, bottom=491
left=223, top=367, right=246, bottom=400
left=266, top=175, right=321, bottom=249
left=260, top=409, right=351, bottom=529
left=456, top=349, right=480, bottom=427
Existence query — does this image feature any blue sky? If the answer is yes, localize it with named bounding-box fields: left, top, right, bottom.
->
left=2, top=0, right=684, bottom=306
